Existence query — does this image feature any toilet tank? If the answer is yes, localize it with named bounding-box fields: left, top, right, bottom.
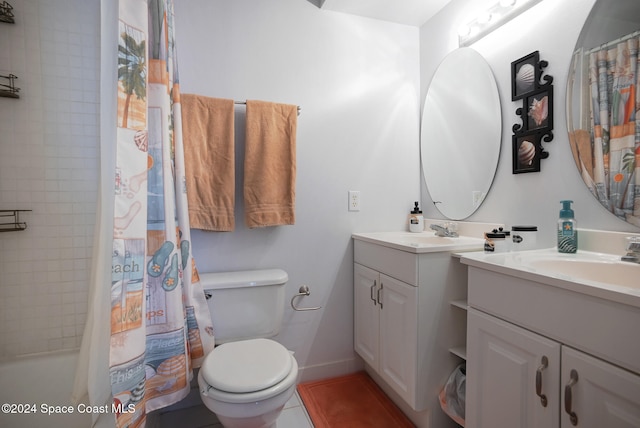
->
left=199, top=269, right=288, bottom=344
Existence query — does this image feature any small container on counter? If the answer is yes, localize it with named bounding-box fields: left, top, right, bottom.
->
left=497, top=227, right=511, bottom=252
left=557, top=200, right=577, bottom=253
left=484, top=231, right=507, bottom=253
left=511, top=225, right=538, bottom=251
left=409, top=201, right=424, bottom=233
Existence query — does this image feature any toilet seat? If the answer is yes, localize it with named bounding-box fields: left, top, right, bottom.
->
left=199, top=338, right=298, bottom=404
left=198, top=339, right=298, bottom=404
left=201, top=338, right=292, bottom=393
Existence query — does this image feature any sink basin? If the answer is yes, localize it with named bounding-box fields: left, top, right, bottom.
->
left=526, top=258, right=640, bottom=289
left=393, top=235, right=465, bottom=245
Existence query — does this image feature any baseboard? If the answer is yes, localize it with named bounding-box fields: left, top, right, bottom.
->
left=296, top=357, right=364, bottom=383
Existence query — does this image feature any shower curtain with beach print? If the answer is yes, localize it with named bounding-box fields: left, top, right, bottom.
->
left=587, top=35, right=640, bottom=225
left=111, top=1, right=215, bottom=427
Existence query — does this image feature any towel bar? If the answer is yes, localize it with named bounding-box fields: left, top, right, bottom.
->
left=234, top=100, right=301, bottom=116
left=290, top=285, right=321, bottom=311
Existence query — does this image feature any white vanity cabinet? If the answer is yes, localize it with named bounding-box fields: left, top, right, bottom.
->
left=560, top=346, right=640, bottom=427
left=354, top=263, right=418, bottom=406
left=353, top=238, right=470, bottom=415
left=465, top=265, right=640, bottom=428
left=466, top=309, right=561, bottom=428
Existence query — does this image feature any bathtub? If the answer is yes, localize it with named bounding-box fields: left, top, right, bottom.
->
left=0, top=350, right=92, bottom=428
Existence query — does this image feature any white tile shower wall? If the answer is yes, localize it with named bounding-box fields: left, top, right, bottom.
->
left=0, top=0, right=99, bottom=358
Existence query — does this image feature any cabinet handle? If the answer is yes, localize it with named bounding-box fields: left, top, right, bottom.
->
left=370, top=280, right=377, bottom=306
left=535, top=356, right=549, bottom=407
left=564, top=369, right=579, bottom=426
left=377, top=282, right=383, bottom=309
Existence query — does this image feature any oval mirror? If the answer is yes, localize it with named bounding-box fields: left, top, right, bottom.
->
left=421, top=48, right=502, bottom=220
left=567, top=0, right=640, bottom=227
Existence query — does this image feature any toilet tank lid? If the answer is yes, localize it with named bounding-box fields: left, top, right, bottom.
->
left=199, top=269, right=288, bottom=290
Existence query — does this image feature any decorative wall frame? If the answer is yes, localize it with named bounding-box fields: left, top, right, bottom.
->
left=511, top=51, right=553, bottom=174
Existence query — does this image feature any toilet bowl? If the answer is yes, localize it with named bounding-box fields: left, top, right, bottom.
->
left=197, top=269, right=298, bottom=428
left=198, top=338, right=298, bottom=428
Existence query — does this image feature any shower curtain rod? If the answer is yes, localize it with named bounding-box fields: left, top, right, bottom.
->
left=234, top=100, right=301, bottom=116
left=586, top=29, right=640, bottom=54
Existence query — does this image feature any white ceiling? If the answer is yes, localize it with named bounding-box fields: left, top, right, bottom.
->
left=319, top=0, right=454, bottom=27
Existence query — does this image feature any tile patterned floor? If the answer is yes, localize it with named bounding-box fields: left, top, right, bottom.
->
left=157, top=392, right=313, bottom=428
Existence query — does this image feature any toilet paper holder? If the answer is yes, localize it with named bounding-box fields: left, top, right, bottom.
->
left=290, top=285, right=322, bottom=311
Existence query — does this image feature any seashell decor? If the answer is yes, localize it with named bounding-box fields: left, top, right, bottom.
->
left=516, top=63, right=535, bottom=92
left=511, top=50, right=553, bottom=174
left=528, top=95, right=548, bottom=127
left=518, top=140, right=536, bottom=166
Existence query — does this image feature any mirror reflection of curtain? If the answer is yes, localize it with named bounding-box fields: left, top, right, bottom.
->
left=576, top=32, right=640, bottom=226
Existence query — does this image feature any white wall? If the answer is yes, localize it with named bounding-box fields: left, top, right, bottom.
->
left=420, top=0, right=640, bottom=246
left=0, top=0, right=99, bottom=359
left=173, top=0, right=420, bottom=378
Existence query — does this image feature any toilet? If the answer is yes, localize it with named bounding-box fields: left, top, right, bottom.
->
left=197, top=269, right=299, bottom=428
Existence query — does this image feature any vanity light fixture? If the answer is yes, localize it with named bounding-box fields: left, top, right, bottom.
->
left=458, top=0, right=544, bottom=47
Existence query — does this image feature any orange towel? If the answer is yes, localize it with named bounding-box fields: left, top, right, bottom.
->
left=244, top=100, right=297, bottom=228
left=181, top=94, right=235, bottom=231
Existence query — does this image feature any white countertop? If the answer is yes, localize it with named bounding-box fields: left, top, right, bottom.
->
left=459, top=248, right=640, bottom=308
left=352, top=231, right=485, bottom=253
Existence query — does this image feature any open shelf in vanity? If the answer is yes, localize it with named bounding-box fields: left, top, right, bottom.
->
left=448, top=298, right=468, bottom=360
left=450, top=299, right=468, bottom=310
left=448, top=256, right=470, bottom=362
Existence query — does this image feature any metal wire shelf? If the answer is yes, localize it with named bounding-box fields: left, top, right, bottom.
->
left=0, top=1, right=15, bottom=24
left=0, top=74, right=20, bottom=98
left=0, top=210, right=31, bottom=232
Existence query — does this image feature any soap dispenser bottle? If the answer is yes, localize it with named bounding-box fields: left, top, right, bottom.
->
left=557, top=200, right=577, bottom=253
left=409, top=201, right=424, bottom=233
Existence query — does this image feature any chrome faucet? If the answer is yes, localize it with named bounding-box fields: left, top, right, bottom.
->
left=430, top=223, right=459, bottom=238
left=621, top=236, right=640, bottom=264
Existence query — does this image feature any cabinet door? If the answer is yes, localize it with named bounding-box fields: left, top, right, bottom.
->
left=561, top=347, right=640, bottom=428
left=378, top=273, right=418, bottom=407
left=354, top=263, right=379, bottom=368
left=467, top=309, right=561, bottom=428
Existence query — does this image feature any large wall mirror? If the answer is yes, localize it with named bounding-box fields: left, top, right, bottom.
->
left=421, top=48, right=502, bottom=220
left=567, top=0, right=640, bottom=227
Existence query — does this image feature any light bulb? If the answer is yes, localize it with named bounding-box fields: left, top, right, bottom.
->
left=478, top=12, right=492, bottom=24
left=458, top=25, right=470, bottom=37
